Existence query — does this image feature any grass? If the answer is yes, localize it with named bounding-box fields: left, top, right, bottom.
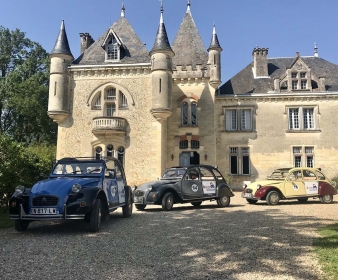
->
left=314, top=223, right=338, bottom=280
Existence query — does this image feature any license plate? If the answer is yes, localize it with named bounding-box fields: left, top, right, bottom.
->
left=134, top=197, right=143, bottom=203
left=243, top=193, right=252, bottom=198
left=31, top=208, right=59, bottom=215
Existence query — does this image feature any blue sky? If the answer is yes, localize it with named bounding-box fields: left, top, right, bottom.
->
left=1, top=0, right=338, bottom=82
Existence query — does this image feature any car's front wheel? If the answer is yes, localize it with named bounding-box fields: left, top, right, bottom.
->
left=297, top=198, right=308, bottom=203
left=191, top=201, right=202, bottom=207
left=266, top=191, right=280, bottom=205
left=217, top=196, right=231, bottom=207
left=135, top=204, right=146, bottom=211
left=122, top=188, right=133, bottom=218
left=246, top=199, right=258, bottom=204
left=14, top=220, right=30, bottom=232
left=162, top=192, right=174, bottom=211
left=319, top=194, right=333, bottom=204
left=89, top=198, right=102, bottom=232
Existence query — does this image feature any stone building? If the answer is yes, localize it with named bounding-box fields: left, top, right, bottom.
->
left=48, top=2, right=338, bottom=189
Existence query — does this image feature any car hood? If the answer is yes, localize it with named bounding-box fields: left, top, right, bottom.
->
left=31, top=178, right=101, bottom=197
left=246, top=180, right=282, bottom=190
left=137, top=179, right=179, bottom=191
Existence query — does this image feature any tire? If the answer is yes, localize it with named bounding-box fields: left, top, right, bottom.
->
left=266, top=191, right=280, bottom=205
left=162, top=192, right=174, bottom=211
left=297, top=198, right=308, bottom=203
left=122, top=188, right=133, bottom=218
left=14, top=220, right=30, bottom=232
left=246, top=199, right=258, bottom=204
left=191, top=201, right=202, bottom=207
left=135, top=204, right=146, bottom=211
left=89, top=199, right=102, bottom=232
left=217, top=196, right=231, bottom=207
left=319, top=194, right=333, bottom=204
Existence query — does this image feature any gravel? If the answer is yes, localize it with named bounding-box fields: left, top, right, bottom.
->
left=0, top=193, right=336, bottom=280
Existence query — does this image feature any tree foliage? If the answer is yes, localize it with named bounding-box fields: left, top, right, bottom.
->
left=0, top=26, right=57, bottom=144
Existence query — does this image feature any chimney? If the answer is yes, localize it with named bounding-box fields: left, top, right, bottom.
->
left=80, top=33, right=94, bottom=54
left=252, top=47, right=269, bottom=78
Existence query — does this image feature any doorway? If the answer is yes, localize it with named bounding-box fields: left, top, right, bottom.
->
left=179, top=152, right=200, bottom=166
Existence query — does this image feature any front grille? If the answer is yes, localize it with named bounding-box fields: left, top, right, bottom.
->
left=245, top=189, right=253, bottom=193
left=32, top=195, right=59, bottom=207
left=134, top=190, right=145, bottom=197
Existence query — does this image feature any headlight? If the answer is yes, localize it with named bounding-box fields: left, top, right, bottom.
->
left=257, top=184, right=262, bottom=190
left=72, top=183, right=82, bottom=193
left=15, top=185, right=26, bottom=194
left=147, top=186, right=153, bottom=192
left=243, top=184, right=247, bottom=189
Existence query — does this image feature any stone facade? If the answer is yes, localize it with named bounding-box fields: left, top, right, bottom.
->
left=48, top=3, right=338, bottom=190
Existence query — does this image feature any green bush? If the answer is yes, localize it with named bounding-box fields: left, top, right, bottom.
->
left=330, top=175, right=338, bottom=189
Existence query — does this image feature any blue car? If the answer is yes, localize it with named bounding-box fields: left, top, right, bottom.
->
left=9, top=157, right=133, bottom=232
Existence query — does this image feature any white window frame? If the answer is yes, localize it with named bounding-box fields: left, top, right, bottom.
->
left=225, top=108, right=253, bottom=132
left=288, top=107, right=316, bottom=130
left=292, top=80, right=298, bottom=90
left=105, top=36, right=120, bottom=61
left=229, top=147, right=250, bottom=175
left=292, top=146, right=315, bottom=168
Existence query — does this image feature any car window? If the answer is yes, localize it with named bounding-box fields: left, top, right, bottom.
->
left=185, top=168, right=200, bottom=180
left=212, top=169, right=225, bottom=181
left=52, top=162, right=103, bottom=175
left=200, top=167, right=215, bottom=181
left=302, top=170, right=317, bottom=180
left=105, top=159, right=123, bottom=179
left=315, top=170, right=326, bottom=180
left=287, top=170, right=302, bottom=181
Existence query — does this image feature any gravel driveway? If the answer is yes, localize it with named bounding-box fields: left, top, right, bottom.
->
left=0, top=193, right=336, bottom=280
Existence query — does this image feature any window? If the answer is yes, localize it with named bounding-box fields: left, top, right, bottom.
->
left=292, top=146, right=315, bottom=167
left=181, top=99, right=198, bottom=126
left=292, top=80, right=298, bottom=90
left=106, top=104, right=116, bottom=117
left=229, top=147, right=250, bottom=175
left=107, top=144, right=114, bottom=157
left=117, top=146, right=125, bottom=165
left=105, top=88, right=116, bottom=100
left=225, top=108, right=253, bottom=131
left=300, top=72, right=306, bottom=78
left=191, top=140, right=200, bottom=149
left=95, top=146, right=102, bottom=159
left=291, top=72, right=297, bottom=78
left=106, top=37, right=120, bottom=61
left=119, top=91, right=128, bottom=108
left=288, top=107, right=315, bottom=130
left=179, top=140, right=188, bottom=149
left=93, top=94, right=101, bottom=110
left=301, top=80, right=307, bottom=89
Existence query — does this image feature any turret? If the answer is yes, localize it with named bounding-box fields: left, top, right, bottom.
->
left=149, top=4, right=175, bottom=121
left=48, top=20, right=74, bottom=124
left=207, top=24, right=222, bottom=89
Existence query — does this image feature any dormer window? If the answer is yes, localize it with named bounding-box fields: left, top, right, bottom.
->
left=292, top=81, right=298, bottom=90
left=291, top=72, right=297, bottom=78
left=101, top=29, right=123, bottom=62
left=300, top=72, right=306, bottom=78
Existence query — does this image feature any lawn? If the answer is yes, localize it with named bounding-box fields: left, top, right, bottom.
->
left=314, top=223, right=338, bottom=280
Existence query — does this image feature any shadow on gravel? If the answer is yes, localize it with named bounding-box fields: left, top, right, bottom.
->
left=0, top=199, right=335, bottom=280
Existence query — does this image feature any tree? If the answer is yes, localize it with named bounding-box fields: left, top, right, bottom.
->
left=0, top=26, right=57, bottom=145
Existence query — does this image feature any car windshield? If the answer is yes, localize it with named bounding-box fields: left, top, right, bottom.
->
left=162, top=168, right=186, bottom=179
left=267, top=169, right=289, bottom=180
left=52, top=162, right=104, bottom=175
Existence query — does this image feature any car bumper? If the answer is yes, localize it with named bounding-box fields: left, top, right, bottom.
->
left=241, top=192, right=258, bottom=200
left=10, top=204, right=86, bottom=220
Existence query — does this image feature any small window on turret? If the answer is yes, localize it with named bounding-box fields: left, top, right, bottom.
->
left=181, top=99, right=198, bottom=127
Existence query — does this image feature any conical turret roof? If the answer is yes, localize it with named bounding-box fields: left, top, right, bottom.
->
left=51, top=20, right=73, bottom=58
left=171, top=7, right=208, bottom=68
left=208, top=25, right=222, bottom=51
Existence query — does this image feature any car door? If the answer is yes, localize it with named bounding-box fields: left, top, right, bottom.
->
left=283, top=170, right=306, bottom=197
left=180, top=167, right=203, bottom=199
left=104, top=160, right=120, bottom=207
left=302, top=169, right=319, bottom=196
left=199, top=167, right=217, bottom=198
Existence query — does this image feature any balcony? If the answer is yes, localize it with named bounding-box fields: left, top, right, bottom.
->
left=92, top=117, right=127, bottom=136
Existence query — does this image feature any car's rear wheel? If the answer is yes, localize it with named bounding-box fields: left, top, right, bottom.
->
left=135, top=204, right=146, bottom=211
left=191, top=201, right=202, bottom=207
left=122, top=188, right=133, bottom=218
left=266, top=191, right=280, bottom=205
left=162, top=192, right=174, bottom=211
left=217, top=196, right=231, bottom=207
left=246, top=199, right=258, bottom=204
left=89, top=198, right=102, bottom=232
left=297, top=198, right=308, bottom=203
left=14, top=220, right=30, bottom=232
left=319, top=194, right=333, bottom=204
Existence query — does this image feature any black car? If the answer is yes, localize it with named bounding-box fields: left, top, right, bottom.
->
left=9, top=157, right=133, bottom=232
left=133, top=165, right=234, bottom=211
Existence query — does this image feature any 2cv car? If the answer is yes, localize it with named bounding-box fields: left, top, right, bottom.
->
left=242, top=167, right=337, bottom=205
left=9, top=157, right=133, bottom=232
left=133, top=165, right=234, bottom=211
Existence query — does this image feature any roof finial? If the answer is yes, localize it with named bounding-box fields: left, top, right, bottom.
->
left=121, top=0, right=125, bottom=17
left=213, top=23, right=216, bottom=35
left=160, top=0, right=164, bottom=24
left=187, top=0, right=191, bottom=13
left=314, top=42, right=318, bottom=57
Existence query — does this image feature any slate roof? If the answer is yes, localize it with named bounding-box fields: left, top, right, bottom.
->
left=219, top=56, right=338, bottom=95
left=51, top=20, right=73, bottom=58
left=208, top=26, right=222, bottom=51
left=73, top=17, right=149, bottom=65
left=171, top=10, right=208, bottom=69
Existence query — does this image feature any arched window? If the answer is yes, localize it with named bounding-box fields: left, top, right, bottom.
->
left=118, top=146, right=125, bottom=165
left=105, top=88, right=116, bottom=100
left=119, top=91, right=128, bottom=108
left=107, top=144, right=114, bottom=157
left=181, top=99, right=198, bottom=126
left=95, top=146, right=102, bottom=159
left=93, top=93, right=101, bottom=110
